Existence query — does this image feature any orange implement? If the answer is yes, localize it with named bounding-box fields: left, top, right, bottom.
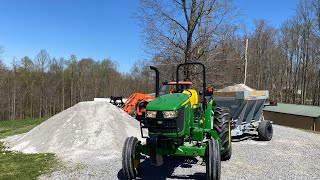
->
left=121, top=81, right=192, bottom=119
left=121, top=93, right=155, bottom=117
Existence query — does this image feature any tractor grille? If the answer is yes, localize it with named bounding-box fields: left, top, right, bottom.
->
left=143, top=119, right=177, bottom=133
left=140, top=109, right=184, bottom=135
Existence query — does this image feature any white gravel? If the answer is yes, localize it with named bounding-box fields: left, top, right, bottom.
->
left=218, top=84, right=255, bottom=92
left=2, top=101, right=142, bottom=178
left=221, top=125, right=320, bottom=180
left=2, top=102, right=320, bottom=179
left=124, top=126, right=320, bottom=180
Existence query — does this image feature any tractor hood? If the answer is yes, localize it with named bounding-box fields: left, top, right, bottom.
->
left=146, top=93, right=189, bottom=111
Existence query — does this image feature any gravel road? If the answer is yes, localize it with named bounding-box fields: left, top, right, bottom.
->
left=41, top=124, right=320, bottom=180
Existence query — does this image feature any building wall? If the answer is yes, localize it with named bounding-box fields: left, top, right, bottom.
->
left=263, top=111, right=315, bottom=131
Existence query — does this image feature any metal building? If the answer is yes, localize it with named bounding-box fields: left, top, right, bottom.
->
left=263, top=103, right=320, bottom=131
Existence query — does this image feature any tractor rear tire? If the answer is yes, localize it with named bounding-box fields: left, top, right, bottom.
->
left=206, top=138, right=221, bottom=180
left=212, top=107, right=232, bottom=161
left=122, top=136, right=141, bottom=179
left=258, top=120, right=273, bottom=141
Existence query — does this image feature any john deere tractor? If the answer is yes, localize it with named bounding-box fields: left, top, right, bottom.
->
left=122, top=62, right=231, bottom=180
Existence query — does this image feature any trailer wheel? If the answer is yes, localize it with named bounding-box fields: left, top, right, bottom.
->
left=206, top=138, right=221, bottom=180
left=212, top=107, right=232, bottom=161
left=122, top=136, right=141, bottom=179
left=258, top=120, right=273, bottom=141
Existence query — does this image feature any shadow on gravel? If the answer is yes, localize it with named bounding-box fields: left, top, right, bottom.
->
left=117, top=156, right=206, bottom=180
left=232, top=134, right=260, bottom=142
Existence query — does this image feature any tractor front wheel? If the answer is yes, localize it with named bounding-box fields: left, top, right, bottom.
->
left=206, top=138, right=221, bottom=180
left=212, top=107, right=232, bottom=161
left=122, top=136, right=141, bottom=179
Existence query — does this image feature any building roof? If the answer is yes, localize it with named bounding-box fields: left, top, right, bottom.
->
left=264, top=103, right=320, bottom=118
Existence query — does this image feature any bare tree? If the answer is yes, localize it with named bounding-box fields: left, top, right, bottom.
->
left=35, top=50, right=50, bottom=117
left=312, top=0, right=320, bottom=30
left=138, top=0, right=238, bottom=79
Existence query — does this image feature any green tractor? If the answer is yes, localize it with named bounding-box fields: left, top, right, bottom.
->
left=122, top=62, right=231, bottom=180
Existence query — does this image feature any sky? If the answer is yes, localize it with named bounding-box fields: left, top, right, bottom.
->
left=0, top=0, right=299, bottom=73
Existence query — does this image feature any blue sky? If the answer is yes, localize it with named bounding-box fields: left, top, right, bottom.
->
left=0, top=0, right=298, bottom=73
left=236, top=0, right=299, bottom=28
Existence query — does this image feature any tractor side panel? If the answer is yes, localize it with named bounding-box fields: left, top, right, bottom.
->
left=204, top=99, right=213, bottom=129
left=183, top=102, right=192, bottom=135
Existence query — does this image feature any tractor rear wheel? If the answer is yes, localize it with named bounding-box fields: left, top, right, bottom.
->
left=206, top=138, right=221, bottom=180
left=212, top=107, right=232, bottom=161
left=258, top=120, right=273, bottom=141
left=122, top=136, right=141, bottom=179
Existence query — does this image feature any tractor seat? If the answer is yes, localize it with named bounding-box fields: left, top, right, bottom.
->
left=182, top=89, right=198, bottom=108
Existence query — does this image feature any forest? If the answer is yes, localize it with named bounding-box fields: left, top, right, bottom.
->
left=0, top=0, right=319, bottom=120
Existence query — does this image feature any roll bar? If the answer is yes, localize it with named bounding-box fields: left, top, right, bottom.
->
left=176, top=62, right=207, bottom=109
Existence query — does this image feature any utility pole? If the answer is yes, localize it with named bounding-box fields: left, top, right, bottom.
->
left=244, top=39, right=249, bottom=85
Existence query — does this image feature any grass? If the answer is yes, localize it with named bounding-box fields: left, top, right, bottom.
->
left=0, top=118, right=47, bottom=139
left=0, top=118, right=59, bottom=180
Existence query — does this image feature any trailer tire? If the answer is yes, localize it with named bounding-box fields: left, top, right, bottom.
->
left=212, top=107, right=232, bottom=161
left=122, top=136, right=140, bottom=179
left=258, top=120, right=273, bottom=141
left=206, top=138, right=221, bottom=180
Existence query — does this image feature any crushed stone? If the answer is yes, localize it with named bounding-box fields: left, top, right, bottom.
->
left=218, top=83, right=255, bottom=92
left=2, top=101, right=141, bottom=165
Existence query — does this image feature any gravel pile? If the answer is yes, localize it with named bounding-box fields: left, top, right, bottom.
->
left=2, top=101, right=142, bottom=177
left=218, top=84, right=255, bottom=92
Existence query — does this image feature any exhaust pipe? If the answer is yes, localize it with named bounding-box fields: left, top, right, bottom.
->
left=150, top=66, right=160, bottom=97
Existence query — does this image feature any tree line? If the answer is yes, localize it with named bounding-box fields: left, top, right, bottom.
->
left=0, top=50, right=152, bottom=120
left=139, top=0, right=320, bottom=106
left=1, top=0, right=319, bottom=120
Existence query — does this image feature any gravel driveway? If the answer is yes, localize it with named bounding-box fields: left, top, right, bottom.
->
left=42, top=125, right=320, bottom=180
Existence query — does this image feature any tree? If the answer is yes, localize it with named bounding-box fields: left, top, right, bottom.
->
left=139, top=0, right=238, bottom=79
left=18, top=56, right=34, bottom=118
left=312, top=0, right=320, bottom=30
left=35, top=50, right=50, bottom=117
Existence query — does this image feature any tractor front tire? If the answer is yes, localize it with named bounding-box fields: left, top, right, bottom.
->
left=258, top=120, right=273, bottom=141
left=206, top=138, right=221, bottom=180
left=122, top=136, right=141, bottom=179
left=212, top=107, right=232, bottom=161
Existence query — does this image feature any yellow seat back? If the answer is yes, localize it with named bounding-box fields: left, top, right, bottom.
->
left=182, top=89, right=198, bottom=107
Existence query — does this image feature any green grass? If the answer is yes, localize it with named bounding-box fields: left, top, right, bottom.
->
left=0, top=118, right=60, bottom=180
left=0, top=118, right=47, bottom=139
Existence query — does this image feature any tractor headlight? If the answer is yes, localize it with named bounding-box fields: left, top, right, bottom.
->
left=146, top=111, right=157, bottom=118
left=163, top=111, right=179, bottom=119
